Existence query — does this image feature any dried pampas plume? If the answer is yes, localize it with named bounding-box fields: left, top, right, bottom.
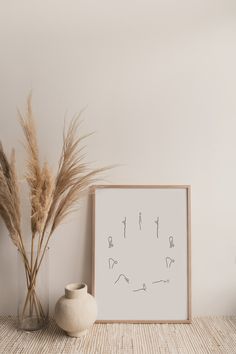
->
left=0, top=143, right=21, bottom=248
left=0, top=94, right=110, bottom=320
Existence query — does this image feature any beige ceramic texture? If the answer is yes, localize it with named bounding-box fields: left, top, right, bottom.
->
left=54, top=283, right=97, bottom=337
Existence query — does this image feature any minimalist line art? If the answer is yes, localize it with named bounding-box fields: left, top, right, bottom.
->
left=152, top=279, right=170, bottom=284
left=122, top=217, right=127, bottom=238
left=169, top=236, right=174, bottom=248
left=108, top=258, right=118, bottom=269
left=165, top=257, right=175, bottom=268
left=133, top=283, right=147, bottom=292
left=114, top=274, right=130, bottom=285
left=139, top=212, right=142, bottom=230
left=108, top=236, right=114, bottom=248
left=154, top=217, right=159, bottom=238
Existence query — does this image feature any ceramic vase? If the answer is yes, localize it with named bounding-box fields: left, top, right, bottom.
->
left=55, top=283, right=97, bottom=337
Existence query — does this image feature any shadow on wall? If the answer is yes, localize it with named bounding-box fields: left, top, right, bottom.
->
left=48, top=192, right=94, bottom=314
left=80, top=192, right=93, bottom=293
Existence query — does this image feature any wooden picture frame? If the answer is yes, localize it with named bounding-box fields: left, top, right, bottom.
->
left=91, top=185, right=191, bottom=323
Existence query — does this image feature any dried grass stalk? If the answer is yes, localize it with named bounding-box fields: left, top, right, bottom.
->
left=0, top=144, right=21, bottom=247
left=30, top=162, right=54, bottom=234
left=0, top=94, right=110, bottom=324
left=18, top=93, right=44, bottom=235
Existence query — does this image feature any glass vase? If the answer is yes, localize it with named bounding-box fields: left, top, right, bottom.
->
left=17, top=247, right=49, bottom=331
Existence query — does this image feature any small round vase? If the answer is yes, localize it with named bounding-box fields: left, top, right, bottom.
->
left=54, top=283, right=97, bottom=337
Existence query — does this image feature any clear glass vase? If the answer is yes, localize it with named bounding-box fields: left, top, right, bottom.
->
left=17, top=248, right=49, bottom=331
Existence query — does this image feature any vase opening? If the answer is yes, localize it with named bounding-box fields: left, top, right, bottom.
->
left=66, top=283, right=86, bottom=291
left=65, top=283, right=87, bottom=299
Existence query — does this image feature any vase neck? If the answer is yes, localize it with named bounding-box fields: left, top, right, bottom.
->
left=65, top=283, right=87, bottom=299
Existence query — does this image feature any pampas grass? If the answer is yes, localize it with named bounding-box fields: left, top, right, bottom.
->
left=0, top=94, right=109, bottom=325
left=0, top=143, right=22, bottom=249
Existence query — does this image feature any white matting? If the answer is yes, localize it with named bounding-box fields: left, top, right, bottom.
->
left=0, top=317, right=235, bottom=353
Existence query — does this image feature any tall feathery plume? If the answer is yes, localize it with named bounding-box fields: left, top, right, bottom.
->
left=18, top=93, right=42, bottom=235
left=0, top=143, right=21, bottom=247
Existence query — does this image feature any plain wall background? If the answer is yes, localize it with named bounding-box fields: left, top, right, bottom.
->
left=0, top=0, right=236, bottom=316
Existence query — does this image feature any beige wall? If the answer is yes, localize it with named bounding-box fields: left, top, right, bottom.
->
left=0, top=0, right=236, bottom=315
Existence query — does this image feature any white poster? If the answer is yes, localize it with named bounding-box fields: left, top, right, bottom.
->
left=92, top=185, right=191, bottom=323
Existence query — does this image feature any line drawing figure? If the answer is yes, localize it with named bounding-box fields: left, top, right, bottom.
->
left=122, top=217, right=127, bottom=238
left=133, top=283, right=147, bottom=292
left=152, top=279, right=170, bottom=284
left=154, top=217, right=159, bottom=238
left=139, top=212, right=142, bottom=230
left=108, top=258, right=118, bottom=269
left=108, top=236, right=114, bottom=248
left=169, top=236, right=174, bottom=248
left=114, top=274, right=130, bottom=285
left=165, top=257, right=175, bottom=268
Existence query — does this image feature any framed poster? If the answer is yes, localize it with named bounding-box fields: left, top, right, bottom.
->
left=92, top=185, right=191, bottom=323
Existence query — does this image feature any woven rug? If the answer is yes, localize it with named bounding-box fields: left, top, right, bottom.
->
left=0, top=316, right=235, bottom=353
